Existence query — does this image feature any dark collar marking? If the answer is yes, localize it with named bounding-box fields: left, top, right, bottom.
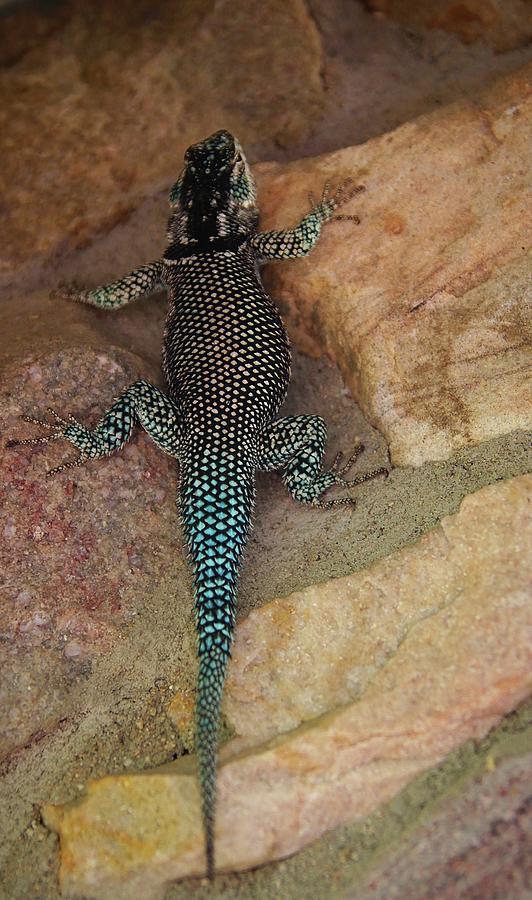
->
left=164, top=234, right=248, bottom=260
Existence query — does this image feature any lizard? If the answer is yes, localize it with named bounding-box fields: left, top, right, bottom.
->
left=8, top=130, right=388, bottom=880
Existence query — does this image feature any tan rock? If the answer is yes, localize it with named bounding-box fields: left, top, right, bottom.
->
left=44, top=475, right=532, bottom=897
left=366, top=0, right=532, bottom=53
left=224, top=469, right=532, bottom=748
left=259, top=63, right=532, bottom=466
left=0, top=0, right=322, bottom=271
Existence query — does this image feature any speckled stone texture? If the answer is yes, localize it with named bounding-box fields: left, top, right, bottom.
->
left=0, top=347, right=181, bottom=760
left=43, top=474, right=532, bottom=895
left=259, top=63, right=532, bottom=466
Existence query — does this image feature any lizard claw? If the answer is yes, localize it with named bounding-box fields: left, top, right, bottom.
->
left=50, top=279, right=86, bottom=303
left=341, top=466, right=389, bottom=488
left=8, top=410, right=65, bottom=448
left=7, top=432, right=62, bottom=448
left=331, top=213, right=360, bottom=224
left=331, top=441, right=365, bottom=476
left=332, top=179, right=365, bottom=206
left=314, top=442, right=389, bottom=508
left=312, top=495, right=358, bottom=510
left=333, top=443, right=389, bottom=488
left=311, top=178, right=365, bottom=226
left=45, top=407, right=79, bottom=428
left=8, top=408, right=88, bottom=476
left=21, top=413, right=57, bottom=430
left=46, top=454, right=86, bottom=477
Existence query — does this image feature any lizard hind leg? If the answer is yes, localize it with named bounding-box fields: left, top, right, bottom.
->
left=258, top=415, right=388, bottom=509
left=8, top=380, right=182, bottom=477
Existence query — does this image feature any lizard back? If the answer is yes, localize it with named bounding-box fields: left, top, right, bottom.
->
left=162, top=246, right=291, bottom=451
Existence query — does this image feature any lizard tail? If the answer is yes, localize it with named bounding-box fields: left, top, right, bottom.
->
left=181, top=457, right=254, bottom=879
left=196, top=647, right=229, bottom=879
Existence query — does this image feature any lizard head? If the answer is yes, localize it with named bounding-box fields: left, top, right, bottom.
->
left=167, top=131, right=258, bottom=246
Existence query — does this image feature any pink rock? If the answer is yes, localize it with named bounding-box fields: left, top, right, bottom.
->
left=0, top=347, right=181, bottom=761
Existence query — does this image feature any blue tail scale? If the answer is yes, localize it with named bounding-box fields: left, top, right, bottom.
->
left=181, top=453, right=254, bottom=878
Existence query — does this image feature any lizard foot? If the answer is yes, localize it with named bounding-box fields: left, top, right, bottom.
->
left=308, top=179, right=365, bottom=224
left=311, top=442, right=389, bottom=509
left=7, top=408, right=88, bottom=477
left=332, top=442, right=389, bottom=488
left=50, top=280, right=87, bottom=303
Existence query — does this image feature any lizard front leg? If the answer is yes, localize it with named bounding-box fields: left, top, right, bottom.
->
left=258, top=415, right=387, bottom=509
left=54, top=260, right=165, bottom=309
left=250, top=180, right=364, bottom=260
left=8, top=381, right=182, bottom=476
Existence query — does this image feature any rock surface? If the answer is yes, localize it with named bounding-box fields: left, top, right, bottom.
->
left=355, top=750, right=532, bottom=900
left=2, top=6, right=531, bottom=897
left=260, top=63, right=532, bottom=466
left=0, top=347, right=182, bottom=760
left=3, top=0, right=530, bottom=280
left=367, top=0, right=532, bottom=53
left=0, top=0, right=322, bottom=271
left=44, top=474, right=532, bottom=897
left=221, top=472, right=532, bottom=750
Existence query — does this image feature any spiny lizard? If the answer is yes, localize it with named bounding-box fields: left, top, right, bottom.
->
left=9, top=130, right=387, bottom=879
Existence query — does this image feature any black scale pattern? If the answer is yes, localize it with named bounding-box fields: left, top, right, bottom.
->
left=162, top=245, right=291, bottom=658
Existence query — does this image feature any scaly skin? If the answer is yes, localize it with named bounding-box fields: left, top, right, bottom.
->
left=9, top=130, right=387, bottom=879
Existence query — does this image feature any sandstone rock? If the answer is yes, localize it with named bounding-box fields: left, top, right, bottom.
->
left=0, top=0, right=322, bottom=271
left=367, top=0, right=532, bottom=53
left=44, top=474, right=532, bottom=897
left=222, top=471, right=532, bottom=749
left=259, top=63, right=532, bottom=466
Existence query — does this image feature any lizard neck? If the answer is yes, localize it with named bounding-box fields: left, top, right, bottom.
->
left=163, top=232, right=249, bottom=260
